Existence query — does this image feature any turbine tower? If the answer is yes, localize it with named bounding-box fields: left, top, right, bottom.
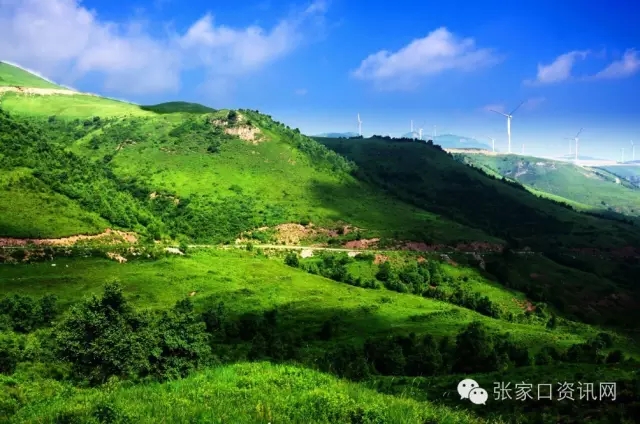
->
left=632, top=140, right=635, bottom=161
left=417, top=120, right=427, bottom=141
left=410, top=120, right=414, bottom=134
left=357, top=113, right=362, bottom=137
left=489, top=101, right=525, bottom=154
left=564, top=128, right=583, bottom=162
left=486, top=136, right=495, bottom=152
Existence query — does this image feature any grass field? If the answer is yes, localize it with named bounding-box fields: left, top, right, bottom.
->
left=0, top=62, right=62, bottom=89
left=0, top=168, right=108, bottom=238
left=0, top=249, right=621, bottom=352
left=4, top=361, right=491, bottom=424
left=0, top=92, right=154, bottom=118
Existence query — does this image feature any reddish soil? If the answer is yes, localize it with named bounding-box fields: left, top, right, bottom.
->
left=455, top=242, right=504, bottom=253
left=344, top=238, right=379, bottom=249
left=513, top=298, right=536, bottom=312
left=0, top=228, right=137, bottom=247
left=373, top=254, right=388, bottom=264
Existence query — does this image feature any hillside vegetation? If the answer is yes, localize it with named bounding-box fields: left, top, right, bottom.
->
left=455, top=153, right=640, bottom=220
left=0, top=62, right=62, bottom=89
left=1, top=62, right=639, bottom=424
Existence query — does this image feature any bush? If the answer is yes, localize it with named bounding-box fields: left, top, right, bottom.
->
left=0, top=332, right=21, bottom=374
left=285, top=252, right=300, bottom=267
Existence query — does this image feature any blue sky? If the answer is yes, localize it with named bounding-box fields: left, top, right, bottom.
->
left=1, top=0, right=640, bottom=160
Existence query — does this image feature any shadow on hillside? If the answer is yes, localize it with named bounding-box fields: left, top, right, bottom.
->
left=312, top=139, right=640, bottom=251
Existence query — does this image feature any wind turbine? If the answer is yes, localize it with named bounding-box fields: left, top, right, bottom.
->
left=416, top=120, right=428, bottom=140
left=564, top=128, right=583, bottom=161
left=521, top=144, right=525, bottom=155
left=489, top=101, right=525, bottom=154
left=631, top=141, right=635, bottom=161
left=486, top=136, right=495, bottom=152
left=357, top=114, right=362, bottom=136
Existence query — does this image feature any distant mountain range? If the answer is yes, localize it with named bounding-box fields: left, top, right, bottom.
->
left=556, top=154, right=609, bottom=161
left=405, top=133, right=492, bottom=150
left=314, top=132, right=359, bottom=138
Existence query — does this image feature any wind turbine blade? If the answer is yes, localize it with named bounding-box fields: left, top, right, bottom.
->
left=489, top=109, right=509, bottom=117
left=575, top=128, right=583, bottom=138
left=509, top=101, right=526, bottom=115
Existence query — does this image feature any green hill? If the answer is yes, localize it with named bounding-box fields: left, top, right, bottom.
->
left=316, top=136, right=640, bottom=324
left=454, top=153, right=640, bottom=220
left=598, top=165, right=640, bottom=187
left=0, top=62, right=63, bottom=89
left=1, top=63, right=639, bottom=424
left=140, top=101, right=216, bottom=114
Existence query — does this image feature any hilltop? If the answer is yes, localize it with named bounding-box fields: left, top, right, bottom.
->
left=2, top=61, right=640, bottom=424
left=0, top=61, right=64, bottom=89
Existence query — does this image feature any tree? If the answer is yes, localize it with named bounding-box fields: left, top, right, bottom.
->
left=54, top=282, right=156, bottom=384
left=453, top=321, right=495, bottom=374
left=285, top=252, right=300, bottom=267
left=375, top=261, right=393, bottom=282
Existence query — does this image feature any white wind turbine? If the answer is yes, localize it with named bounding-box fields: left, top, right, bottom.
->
left=564, top=128, right=583, bottom=162
left=357, top=113, right=362, bottom=136
left=631, top=140, right=635, bottom=161
left=489, top=101, right=525, bottom=154
left=486, top=136, right=496, bottom=152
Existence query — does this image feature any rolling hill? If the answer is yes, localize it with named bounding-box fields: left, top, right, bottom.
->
left=598, top=164, right=640, bottom=187
left=454, top=153, right=640, bottom=220
left=1, top=61, right=640, bottom=424
left=0, top=61, right=63, bottom=89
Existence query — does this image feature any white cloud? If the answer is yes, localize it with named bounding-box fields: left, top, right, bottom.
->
left=0, top=0, right=327, bottom=95
left=295, top=88, right=308, bottom=95
left=351, top=27, right=501, bottom=90
left=592, top=49, right=640, bottom=79
left=525, top=50, right=589, bottom=85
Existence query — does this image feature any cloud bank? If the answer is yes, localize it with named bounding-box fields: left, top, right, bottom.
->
left=526, top=48, right=640, bottom=84
left=0, top=0, right=327, bottom=95
left=351, top=27, right=501, bottom=90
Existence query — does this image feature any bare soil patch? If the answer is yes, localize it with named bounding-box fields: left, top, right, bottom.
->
left=344, top=238, right=379, bottom=249
left=373, top=254, right=388, bottom=264
left=0, top=228, right=137, bottom=247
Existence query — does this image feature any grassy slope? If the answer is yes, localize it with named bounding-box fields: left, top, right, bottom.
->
left=6, top=362, right=489, bottom=424
left=2, top=249, right=637, bottom=423
left=0, top=60, right=490, bottom=242
left=0, top=249, right=595, bottom=350
left=460, top=154, right=640, bottom=217
left=317, top=137, right=640, bottom=250
left=36, top=109, right=489, bottom=243
left=0, top=92, right=153, bottom=118
left=0, top=168, right=108, bottom=238
left=0, top=62, right=62, bottom=89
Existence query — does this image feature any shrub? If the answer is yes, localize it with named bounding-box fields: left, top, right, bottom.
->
left=285, top=252, right=300, bottom=267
